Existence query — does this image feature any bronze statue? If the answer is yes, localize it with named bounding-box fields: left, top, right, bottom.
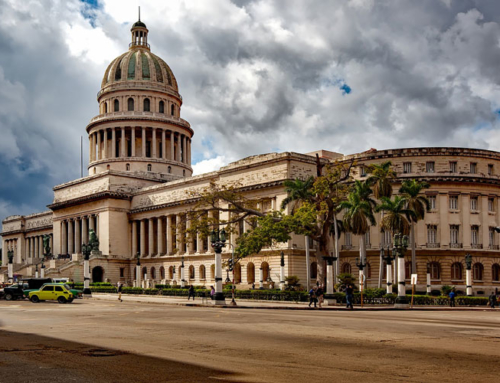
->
left=89, top=229, right=100, bottom=251
left=42, top=234, right=51, bottom=256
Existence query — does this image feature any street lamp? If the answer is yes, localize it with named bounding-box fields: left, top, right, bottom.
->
left=465, top=253, right=473, bottom=296
left=380, top=246, right=395, bottom=294
left=355, top=256, right=366, bottom=307
left=81, top=243, right=92, bottom=297
left=211, top=228, right=227, bottom=305
left=226, top=244, right=237, bottom=306
left=393, top=233, right=409, bottom=307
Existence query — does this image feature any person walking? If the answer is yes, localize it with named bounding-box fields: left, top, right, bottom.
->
left=317, top=285, right=324, bottom=308
left=188, top=285, right=195, bottom=301
left=117, top=282, right=123, bottom=302
left=210, top=286, right=215, bottom=300
left=308, top=287, right=318, bottom=308
left=345, top=284, right=354, bottom=310
left=489, top=292, right=496, bottom=309
left=449, top=290, right=456, bottom=307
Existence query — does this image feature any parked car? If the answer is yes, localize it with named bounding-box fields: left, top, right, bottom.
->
left=18, top=278, right=53, bottom=299
left=2, top=283, right=29, bottom=301
left=55, top=283, right=83, bottom=299
left=29, top=283, right=74, bottom=304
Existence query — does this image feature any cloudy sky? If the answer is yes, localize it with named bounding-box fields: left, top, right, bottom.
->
left=1, top=0, right=500, bottom=222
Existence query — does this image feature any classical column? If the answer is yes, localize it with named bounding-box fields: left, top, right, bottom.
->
left=62, top=221, right=68, bottom=255
left=49, top=235, right=53, bottom=255
left=34, top=236, right=39, bottom=258
left=176, top=214, right=181, bottom=254
left=149, top=218, right=155, bottom=257
left=38, top=236, right=43, bottom=258
left=132, top=221, right=138, bottom=256
left=183, top=135, right=187, bottom=164
left=96, top=131, right=101, bottom=160
left=82, top=217, right=88, bottom=245
left=131, top=127, right=136, bottom=157
left=89, top=215, right=95, bottom=232
left=68, top=220, right=74, bottom=254
left=89, top=134, right=93, bottom=162
left=187, top=217, right=194, bottom=254
left=166, top=215, right=173, bottom=255
left=178, top=135, right=182, bottom=162
left=161, top=129, right=166, bottom=160
left=158, top=217, right=164, bottom=255
left=152, top=128, right=157, bottom=158
left=170, top=132, right=175, bottom=161
left=112, top=127, right=116, bottom=158
left=121, top=127, right=126, bottom=157
left=188, top=138, right=191, bottom=165
left=30, top=237, right=34, bottom=259
left=140, top=220, right=146, bottom=256
left=75, top=218, right=81, bottom=254
left=142, top=127, right=146, bottom=157
left=104, top=129, right=109, bottom=158
left=196, top=228, right=203, bottom=254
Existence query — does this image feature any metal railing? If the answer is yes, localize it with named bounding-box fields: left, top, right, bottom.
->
left=471, top=244, right=483, bottom=249
left=341, top=245, right=353, bottom=250
left=129, top=42, right=150, bottom=49
left=426, top=243, right=440, bottom=248
left=449, top=243, right=463, bottom=248
left=489, top=245, right=500, bottom=250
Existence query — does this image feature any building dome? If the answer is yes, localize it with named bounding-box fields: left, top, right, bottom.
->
left=101, top=49, right=179, bottom=92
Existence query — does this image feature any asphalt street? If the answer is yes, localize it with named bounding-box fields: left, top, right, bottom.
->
left=0, top=299, right=499, bottom=382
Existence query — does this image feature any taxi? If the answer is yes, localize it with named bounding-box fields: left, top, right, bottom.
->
left=29, top=283, right=74, bottom=304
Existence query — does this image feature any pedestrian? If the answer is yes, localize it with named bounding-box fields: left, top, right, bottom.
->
left=308, top=286, right=317, bottom=308
left=188, top=285, right=195, bottom=301
left=489, top=292, right=496, bottom=308
left=252, top=282, right=255, bottom=290
left=345, top=284, right=354, bottom=310
left=317, top=285, right=324, bottom=308
left=210, top=285, right=215, bottom=300
left=449, top=290, right=456, bottom=307
left=117, top=282, right=123, bottom=302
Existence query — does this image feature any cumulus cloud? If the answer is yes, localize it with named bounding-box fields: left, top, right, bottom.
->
left=2, top=0, right=500, bottom=221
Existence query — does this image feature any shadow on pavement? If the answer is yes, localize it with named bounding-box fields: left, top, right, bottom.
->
left=0, top=330, right=248, bottom=383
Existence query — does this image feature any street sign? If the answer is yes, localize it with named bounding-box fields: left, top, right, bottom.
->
left=411, top=274, right=418, bottom=285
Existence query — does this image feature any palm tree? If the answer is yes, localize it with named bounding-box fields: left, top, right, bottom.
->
left=399, top=179, right=431, bottom=274
left=339, top=184, right=376, bottom=289
left=375, top=196, right=415, bottom=236
left=366, top=161, right=396, bottom=287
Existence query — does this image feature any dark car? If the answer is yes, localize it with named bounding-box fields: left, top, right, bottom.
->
left=3, top=278, right=52, bottom=301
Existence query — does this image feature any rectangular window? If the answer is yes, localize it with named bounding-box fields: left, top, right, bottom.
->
left=365, top=231, right=370, bottom=246
left=488, top=164, right=494, bottom=176
left=384, top=230, right=392, bottom=245
left=449, top=195, right=458, bottom=210
left=429, top=196, right=436, bottom=210
left=345, top=232, right=352, bottom=247
left=488, top=198, right=495, bottom=212
left=360, top=167, right=366, bottom=177
left=426, top=161, right=435, bottom=173
left=489, top=227, right=495, bottom=247
left=471, top=226, right=479, bottom=245
left=450, top=225, right=459, bottom=244
left=403, top=162, right=412, bottom=174
left=427, top=225, right=437, bottom=244
left=120, top=268, right=125, bottom=278
left=450, top=161, right=457, bottom=173
left=470, top=196, right=478, bottom=211
left=470, top=162, right=477, bottom=174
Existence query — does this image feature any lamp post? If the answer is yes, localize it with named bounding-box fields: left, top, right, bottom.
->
left=227, top=244, right=237, bottom=306
left=465, top=253, right=473, bottom=296
left=393, top=233, right=409, bottom=308
left=426, top=263, right=431, bottom=295
left=211, top=228, right=227, bottom=305
left=7, top=250, right=14, bottom=283
left=381, top=246, right=395, bottom=295
left=81, top=243, right=92, bottom=297
left=280, top=251, right=286, bottom=291
left=135, top=252, right=141, bottom=288
left=180, top=256, right=186, bottom=288
left=355, top=256, right=366, bottom=307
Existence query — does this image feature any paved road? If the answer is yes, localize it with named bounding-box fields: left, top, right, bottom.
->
left=0, top=299, right=499, bottom=383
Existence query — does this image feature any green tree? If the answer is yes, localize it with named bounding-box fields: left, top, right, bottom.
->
left=281, top=177, right=315, bottom=212
left=399, top=179, right=431, bottom=274
left=375, top=195, right=415, bottom=235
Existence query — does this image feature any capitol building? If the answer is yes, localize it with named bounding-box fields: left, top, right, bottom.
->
left=2, top=19, right=500, bottom=296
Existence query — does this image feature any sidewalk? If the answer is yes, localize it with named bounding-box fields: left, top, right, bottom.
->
left=90, top=293, right=497, bottom=311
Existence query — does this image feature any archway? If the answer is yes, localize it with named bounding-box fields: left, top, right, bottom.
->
left=92, top=266, right=104, bottom=283
left=247, top=262, right=255, bottom=283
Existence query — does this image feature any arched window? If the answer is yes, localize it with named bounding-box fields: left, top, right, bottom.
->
left=451, top=262, right=463, bottom=280
left=404, top=261, right=411, bottom=279
left=151, top=267, right=156, bottom=280
left=168, top=266, right=174, bottom=279
left=168, top=166, right=171, bottom=174
left=126, top=164, right=130, bottom=171
left=104, top=103, right=108, bottom=113
left=144, top=98, right=150, bottom=112
left=210, top=264, right=215, bottom=280
left=234, top=263, right=241, bottom=284
left=160, top=266, right=165, bottom=279
left=247, top=262, right=255, bottom=283
left=142, top=267, right=147, bottom=278
left=199, top=265, right=206, bottom=280
left=128, top=97, right=134, bottom=111
left=430, top=262, right=440, bottom=280
left=492, top=264, right=500, bottom=282
left=189, top=265, right=195, bottom=279
left=114, top=99, right=119, bottom=112
left=147, top=164, right=152, bottom=172
left=473, top=263, right=484, bottom=281
left=171, top=104, right=175, bottom=116
left=159, top=100, right=165, bottom=113
left=341, top=263, right=351, bottom=274
left=262, top=262, right=270, bottom=282
left=310, top=262, right=318, bottom=279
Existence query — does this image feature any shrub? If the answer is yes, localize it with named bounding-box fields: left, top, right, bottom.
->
left=155, top=284, right=172, bottom=289
left=441, top=285, right=454, bottom=296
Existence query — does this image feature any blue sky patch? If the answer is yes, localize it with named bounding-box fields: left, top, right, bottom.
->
left=79, top=0, right=99, bottom=27
left=340, top=83, right=352, bottom=95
